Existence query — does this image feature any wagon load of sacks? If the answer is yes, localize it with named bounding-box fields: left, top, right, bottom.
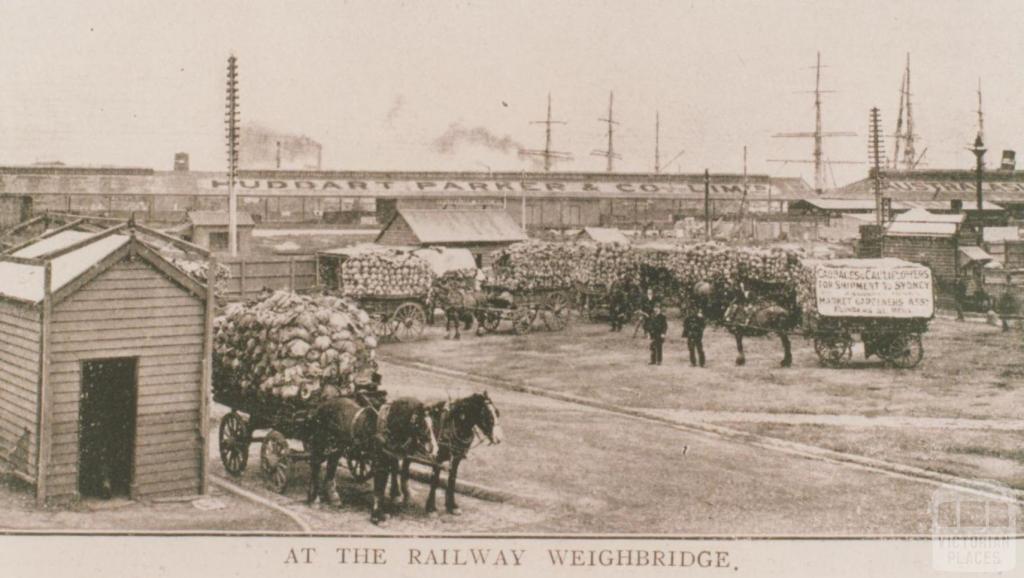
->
left=213, top=290, right=378, bottom=404
left=337, top=249, right=434, bottom=298
left=490, top=241, right=584, bottom=291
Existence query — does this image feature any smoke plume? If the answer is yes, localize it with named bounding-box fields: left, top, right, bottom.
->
left=432, top=123, right=529, bottom=158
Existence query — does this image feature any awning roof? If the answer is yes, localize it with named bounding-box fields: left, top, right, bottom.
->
left=886, top=221, right=959, bottom=236
left=959, top=246, right=994, bottom=263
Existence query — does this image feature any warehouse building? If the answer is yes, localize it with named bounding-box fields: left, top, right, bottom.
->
left=0, top=163, right=812, bottom=230
left=376, top=208, right=526, bottom=267
left=0, top=226, right=212, bottom=504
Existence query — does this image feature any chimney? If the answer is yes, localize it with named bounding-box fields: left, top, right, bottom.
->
left=174, top=152, right=190, bottom=172
left=950, top=199, right=963, bottom=213
left=1001, top=150, right=1016, bottom=171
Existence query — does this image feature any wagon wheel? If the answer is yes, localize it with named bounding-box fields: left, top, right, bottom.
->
left=880, top=332, right=924, bottom=369
left=391, top=302, right=426, bottom=342
left=370, top=314, right=394, bottom=341
left=260, top=430, right=291, bottom=494
left=479, top=310, right=502, bottom=333
left=512, top=308, right=534, bottom=335
left=543, top=293, right=573, bottom=331
left=347, top=454, right=372, bottom=483
left=218, top=412, right=250, bottom=476
left=813, top=332, right=852, bottom=368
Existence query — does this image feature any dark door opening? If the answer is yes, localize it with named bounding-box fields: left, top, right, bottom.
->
left=79, top=357, right=137, bottom=499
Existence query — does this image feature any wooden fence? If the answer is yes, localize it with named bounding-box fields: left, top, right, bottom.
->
left=219, top=256, right=318, bottom=302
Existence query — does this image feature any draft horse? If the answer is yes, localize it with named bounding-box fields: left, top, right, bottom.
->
left=305, top=396, right=438, bottom=524
left=392, top=391, right=503, bottom=515
left=435, top=286, right=485, bottom=340
left=701, top=281, right=800, bottom=368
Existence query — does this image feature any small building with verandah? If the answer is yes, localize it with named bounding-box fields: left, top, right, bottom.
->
left=376, top=209, right=527, bottom=267
left=0, top=224, right=213, bottom=505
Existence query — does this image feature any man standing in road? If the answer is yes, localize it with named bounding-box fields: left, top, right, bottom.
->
left=996, top=286, right=1019, bottom=332
left=683, top=308, right=706, bottom=367
left=645, top=304, right=668, bottom=365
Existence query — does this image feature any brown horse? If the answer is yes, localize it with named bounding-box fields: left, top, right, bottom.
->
left=391, top=392, right=502, bottom=515
left=435, top=286, right=486, bottom=340
left=699, top=281, right=800, bottom=367
left=305, top=396, right=438, bottom=524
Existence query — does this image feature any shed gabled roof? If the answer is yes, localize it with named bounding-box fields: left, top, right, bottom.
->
left=0, top=229, right=206, bottom=304
left=383, top=209, right=527, bottom=244
left=579, top=227, right=630, bottom=245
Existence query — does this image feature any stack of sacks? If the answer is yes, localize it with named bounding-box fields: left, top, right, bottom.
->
left=213, top=291, right=377, bottom=402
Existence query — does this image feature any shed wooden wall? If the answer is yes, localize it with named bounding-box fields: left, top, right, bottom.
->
left=47, top=257, right=205, bottom=501
left=882, top=235, right=958, bottom=286
left=0, top=300, right=40, bottom=478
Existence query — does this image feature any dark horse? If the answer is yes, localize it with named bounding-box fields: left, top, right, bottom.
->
left=435, top=286, right=485, bottom=340
left=305, top=396, right=438, bottom=524
left=699, top=281, right=800, bottom=367
left=391, top=391, right=502, bottom=515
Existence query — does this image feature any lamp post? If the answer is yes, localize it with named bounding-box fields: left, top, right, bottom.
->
left=969, top=134, right=987, bottom=234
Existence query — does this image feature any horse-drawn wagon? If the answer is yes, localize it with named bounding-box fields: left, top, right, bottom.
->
left=474, top=284, right=574, bottom=335
left=802, top=258, right=934, bottom=368
left=315, top=246, right=431, bottom=342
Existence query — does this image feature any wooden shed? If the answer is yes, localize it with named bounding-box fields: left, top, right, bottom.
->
left=0, top=225, right=212, bottom=505
left=376, top=208, right=527, bottom=267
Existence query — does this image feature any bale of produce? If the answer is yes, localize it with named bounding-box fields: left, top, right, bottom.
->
left=337, top=249, right=433, bottom=298
left=490, top=241, right=584, bottom=291
left=213, top=290, right=378, bottom=404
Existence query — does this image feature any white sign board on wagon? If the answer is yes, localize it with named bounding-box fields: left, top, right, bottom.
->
left=814, top=259, right=934, bottom=318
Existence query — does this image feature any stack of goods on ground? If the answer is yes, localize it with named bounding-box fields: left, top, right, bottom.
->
left=169, top=256, right=231, bottom=295
left=490, top=241, right=583, bottom=291
left=337, top=249, right=433, bottom=298
left=213, top=290, right=377, bottom=407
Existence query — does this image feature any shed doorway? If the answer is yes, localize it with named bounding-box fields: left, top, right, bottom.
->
left=78, top=358, right=137, bottom=499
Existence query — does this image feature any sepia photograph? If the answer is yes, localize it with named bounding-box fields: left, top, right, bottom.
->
left=0, top=1, right=1021, bottom=576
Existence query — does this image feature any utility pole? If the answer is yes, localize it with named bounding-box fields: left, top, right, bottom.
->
left=892, top=69, right=906, bottom=169
left=591, top=91, right=621, bottom=172
left=225, top=55, right=240, bottom=257
left=524, top=93, right=572, bottom=172
left=704, top=169, right=711, bottom=241
left=654, top=111, right=661, bottom=174
left=770, top=52, right=859, bottom=194
left=869, top=107, right=886, bottom=226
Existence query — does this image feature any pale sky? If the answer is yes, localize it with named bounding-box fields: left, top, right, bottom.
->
left=1, top=0, right=1020, bottom=187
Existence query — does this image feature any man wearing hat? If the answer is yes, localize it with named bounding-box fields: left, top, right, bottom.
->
left=645, top=303, right=668, bottom=365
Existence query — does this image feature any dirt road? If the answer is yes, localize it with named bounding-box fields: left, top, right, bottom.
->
left=211, top=360, right=998, bottom=535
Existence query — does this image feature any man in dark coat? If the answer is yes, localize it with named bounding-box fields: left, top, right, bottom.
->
left=608, top=285, right=626, bottom=332
left=645, top=304, right=668, bottom=365
left=683, top=308, right=707, bottom=367
left=996, top=288, right=1019, bottom=332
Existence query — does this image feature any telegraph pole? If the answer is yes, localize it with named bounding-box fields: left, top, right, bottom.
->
left=524, top=93, right=572, bottom=172
left=869, top=107, right=886, bottom=226
left=704, top=169, right=711, bottom=241
left=970, top=134, right=987, bottom=216
left=591, top=91, right=621, bottom=172
left=902, top=53, right=917, bottom=171
left=225, top=55, right=240, bottom=257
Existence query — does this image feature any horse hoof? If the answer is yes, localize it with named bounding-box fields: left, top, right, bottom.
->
left=735, top=357, right=746, bottom=366
left=781, top=360, right=792, bottom=368
left=447, top=507, right=462, bottom=516
left=454, top=334, right=461, bottom=341
left=444, top=335, right=451, bottom=340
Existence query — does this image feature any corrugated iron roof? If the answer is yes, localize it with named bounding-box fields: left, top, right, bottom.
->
left=187, top=210, right=255, bottom=227
left=390, top=209, right=527, bottom=244
left=885, top=221, right=959, bottom=236
left=0, top=233, right=131, bottom=302
left=579, top=227, right=630, bottom=245
left=893, top=208, right=966, bottom=224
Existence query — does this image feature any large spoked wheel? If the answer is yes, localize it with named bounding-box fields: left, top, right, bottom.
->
left=543, top=293, right=573, bottom=331
left=479, top=310, right=502, bottom=333
left=512, top=308, right=534, bottom=335
left=813, top=333, right=853, bottom=368
left=347, top=454, right=372, bottom=483
left=219, top=412, right=250, bottom=476
left=879, top=332, right=924, bottom=369
left=260, top=430, right=291, bottom=494
left=392, top=302, right=426, bottom=342
left=370, top=314, right=395, bottom=341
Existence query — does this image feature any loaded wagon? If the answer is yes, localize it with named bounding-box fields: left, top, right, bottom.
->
left=315, top=245, right=430, bottom=342
left=803, top=258, right=934, bottom=368
left=474, top=284, right=574, bottom=335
